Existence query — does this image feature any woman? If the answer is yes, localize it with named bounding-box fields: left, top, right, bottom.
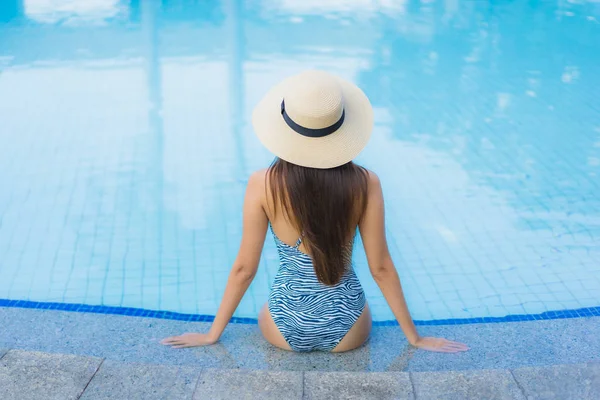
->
left=162, top=70, right=468, bottom=353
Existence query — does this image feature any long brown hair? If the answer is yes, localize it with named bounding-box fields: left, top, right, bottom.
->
left=267, top=158, right=369, bottom=286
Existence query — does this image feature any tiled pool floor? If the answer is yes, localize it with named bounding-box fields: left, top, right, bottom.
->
left=0, top=1, right=599, bottom=322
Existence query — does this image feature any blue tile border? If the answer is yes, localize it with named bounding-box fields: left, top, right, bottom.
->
left=0, top=298, right=599, bottom=326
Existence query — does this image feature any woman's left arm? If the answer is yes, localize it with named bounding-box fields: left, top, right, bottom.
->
left=161, top=172, right=268, bottom=348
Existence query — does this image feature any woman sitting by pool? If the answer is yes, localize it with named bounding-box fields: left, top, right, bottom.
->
left=162, top=71, right=468, bottom=353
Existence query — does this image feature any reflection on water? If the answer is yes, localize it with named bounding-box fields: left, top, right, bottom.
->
left=0, top=0, right=599, bottom=321
left=22, top=0, right=125, bottom=25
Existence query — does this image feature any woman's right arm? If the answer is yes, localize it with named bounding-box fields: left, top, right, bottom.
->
left=359, top=171, right=468, bottom=353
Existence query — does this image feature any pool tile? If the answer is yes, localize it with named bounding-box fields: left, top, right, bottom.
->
left=0, top=0, right=598, bottom=326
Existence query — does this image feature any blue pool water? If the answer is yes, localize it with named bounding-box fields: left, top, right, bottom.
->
left=0, top=0, right=599, bottom=323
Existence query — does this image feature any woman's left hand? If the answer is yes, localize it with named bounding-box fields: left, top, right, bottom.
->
left=160, top=333, right=218, bottom=348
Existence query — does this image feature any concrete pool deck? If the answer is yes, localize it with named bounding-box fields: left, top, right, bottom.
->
left=0, top=349, right=598, bottom=399
left=1, top=307, right=599, bottom=398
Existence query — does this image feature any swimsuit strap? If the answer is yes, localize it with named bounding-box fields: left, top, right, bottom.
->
left=293, top=233, right=304, bottom=249
left=270, top=223, right=304, bottom=250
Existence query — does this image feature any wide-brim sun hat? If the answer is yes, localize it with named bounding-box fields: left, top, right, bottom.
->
left=252, top=70, right=374, bottom=169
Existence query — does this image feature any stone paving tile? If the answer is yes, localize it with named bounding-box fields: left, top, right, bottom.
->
left=193, top=369, right=303, bottom=400
left=304, top=371, right=414, bottom=400
left=511, top=363, right=600, bottom=400
left=80, top=360, right=201, bottom=400
left=1, top=348, right=599, bottom=399
left=410, top=369, right=526, bottom=400
left=0, top=350, right=102, bottom=400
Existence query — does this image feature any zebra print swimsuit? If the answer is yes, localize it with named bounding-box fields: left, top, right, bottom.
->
left=268, top=226, right=366, bottom=352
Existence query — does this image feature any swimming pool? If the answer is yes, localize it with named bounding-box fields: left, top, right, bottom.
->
left=0, top=0, right=599, bottom=323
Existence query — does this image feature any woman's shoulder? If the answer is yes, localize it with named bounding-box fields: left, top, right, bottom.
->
left=362, top=168, right=381, bottom=189
left=248, top=167, right=380, bottom=189
left=248, top=169, right=268, bottom=184
left=247, top=169, right=268, bottom=193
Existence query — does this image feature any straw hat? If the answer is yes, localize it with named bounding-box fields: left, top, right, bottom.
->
left=252, top=70, right=373, bottom=169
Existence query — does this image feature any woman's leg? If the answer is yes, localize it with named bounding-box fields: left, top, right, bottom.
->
left=258, top=303, right=292, bottom=351
left=331, top=303, right=372, bottom=353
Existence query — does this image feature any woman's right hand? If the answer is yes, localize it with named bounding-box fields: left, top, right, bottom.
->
left=412, top=336, right=469, bottom=353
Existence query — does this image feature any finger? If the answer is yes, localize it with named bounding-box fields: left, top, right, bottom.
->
left=160, top=338, right=179, bottom=344
left=430, top=347, right=456, bottom=353
left=164, top=339, right=189, bottom=347
left=424, top=343, right=463, bottom=353
left=438, top=339, right=468, bottom=349
left=440, top=345, right=468, bottom=353
left=445, top=339, right=468, bottom=346
left=160, top=338, right=182, bottom=345
left=445, top=342, right=469, bottom=350
left=417, top=345, right=451, bottom=353
left=173, top=344, right=194, bottom=349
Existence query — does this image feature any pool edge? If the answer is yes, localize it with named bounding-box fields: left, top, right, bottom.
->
left=1, top=298, right=598, bottom=326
